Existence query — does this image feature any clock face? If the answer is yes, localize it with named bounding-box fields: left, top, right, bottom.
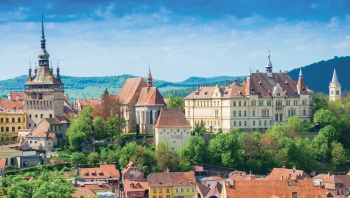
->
left=31, top=92, right=37, bottom=99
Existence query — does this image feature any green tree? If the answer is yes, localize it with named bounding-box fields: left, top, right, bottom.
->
left=87, top=152, right=100, bottom=165
left=70, top=152, right=87, bottom=167
left=131, top=145, right=156, bottom=175
left=155, top=142, right=172, bottom=171
left=166, top=94, right=185, bottom=112
left=312, top=125, right=340, bottom=160
left=208, top=133, right=240, bottom=167
left=312, top=92, right=328, bottom=111
left=92, top=116, right=105, bottom=140
left=178, top=136, right=207, bottom=164
left=119, top=142, right=137, bottom=168
left=331, top=141, right=347, bottom=169
left=106, top=115, right=126, bottom=143
left=314, top=109, right=338, bottom=128
left=193, top=121, right=206, bottom=135
left=285, top=116, right=305, bottom=138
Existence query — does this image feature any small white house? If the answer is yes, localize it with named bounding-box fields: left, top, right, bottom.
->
left=154, top=108, right=192, bottom=152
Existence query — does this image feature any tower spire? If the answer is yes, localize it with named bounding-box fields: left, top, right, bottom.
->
left=147, top=65, right=152, bottom=87
left=28, top=60, right=32, bottom=78
left=332, top=67, right=339, bottom=84
left=299, top=68, right=303, bottom=78
left=38, top=14, right=50, bottom=66
left=266, top=50, right=273, bottom=78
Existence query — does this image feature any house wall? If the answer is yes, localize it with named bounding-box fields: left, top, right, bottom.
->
left=123, top=167, right=144, bottom=181
left=0, top=148, right=23, bottom=165
left=155, top=127, right=192, bottom=152
left=135, top=106, right=163, bottom=134
left=172, top=186, right=197, bottom=198
left=0, top=112, right=26, bottom=135
left=149, top=186, right=171, bottom=198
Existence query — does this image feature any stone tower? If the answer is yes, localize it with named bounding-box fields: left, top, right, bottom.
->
left=24, top=15, right=64, bottom=129
left=329, top=68, right=341, bottom=101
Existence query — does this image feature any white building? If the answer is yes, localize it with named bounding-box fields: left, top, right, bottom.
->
left=184, top=54, right=313, bottom=132
left=154, top=108, right=192, bottom=152
left=329, top=68, right=341, bottom=102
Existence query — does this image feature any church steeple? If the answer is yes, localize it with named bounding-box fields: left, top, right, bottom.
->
left=329, top=67, right=341, bottom=101
left=297, top=68, right=306, bottom=94
left=38, top=14, right=50, bottom=66
left=28, top=61, right=32, bottom=80
left=266, top=51, right=273, bottom=78
left=147, top=66, right=152, bottom=87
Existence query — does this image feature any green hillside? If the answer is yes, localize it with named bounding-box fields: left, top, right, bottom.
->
left=1, top=56, right=348, bottom=99
left=288, top=56, right=350, bottom=93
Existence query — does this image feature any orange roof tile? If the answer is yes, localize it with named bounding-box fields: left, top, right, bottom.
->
left=226, top=179, right=327, bottom=198
left=80, top=164, right=120, bottom=179
left=148, top=172, right=196, bottom=187
left=118, top=78, right=147, bottom=105
left=0, top=98, right=26, bottom=112
left=267, top=168, right=311, bottom=180
left=135, top=87, right=165, bottom=106
left=8, top=92, right=25, bottom=101
left=0, top=159, right=6, bottom=169
left=124, top=180, right=148, bottom=192
left=155, top=108, right=191, bottom=128
left=72, top=186, right=95, bottom=197
left=27, top=125, right=55, bottom=139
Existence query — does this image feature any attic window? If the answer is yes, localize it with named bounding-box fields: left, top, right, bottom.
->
left=130, top=183, right=134, bottom=188
left=224, top=91, right=228, bottom=94
left=259, top=81, right=262, bottom=86
left=302, top=88, right=305, bottom=93
left=204, top=92, right=208, bottom=95
left=285, top=80, right=289, bottom=85
left=136, top=183, right=140, bottom=188
left=238, top=91, right=242, bottom=94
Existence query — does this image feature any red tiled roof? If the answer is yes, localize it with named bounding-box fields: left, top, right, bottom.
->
left=72, top=186, right=95, bottom=197
left=0, top=159, right=6, bottom=169
left=155, top=108, right=191, bottom=128
left=27, top=125, right=55, bottom=139
left=0, top=98, right=26, bottom=112
left=267, top=168, right=311, bottom=180
left=185, top=72, right=312, bottom=100
left=124, top=180, right=148, bottom=192
left=78, top=98, right=101, bottom=109
left=148, top=172, right=196, bottom=187
left=118, top=78, right=147, bottom=105
left=80, top=164, right=120, bottom=179
left=135, top=87, right=165, bottom=106
left=226, top=179, right=327, bottom=198
left=9, top=92, right=25, bottom=101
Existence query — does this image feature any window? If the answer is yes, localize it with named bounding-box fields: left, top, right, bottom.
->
left=188, top=110, right=190, bottom=116
left=239, top=111, right=241, bottom=117
left=12, top=127, right=15, bottom=132
left=181, top=188, right=184, bottom=192
left=251, top=101, right=256, bottom=106
left=176, top=188, right=178, bottom=193
left=261, top=110, right=269, bottom=117
left=49, top=114, right=52, bottom=118
left=303, top=109, right=307, bottom=116
left=336, top=90, right=340, bottom=95
left=215, top=110, right=219, bottom=118
left=259, top=101, right=264, bottom=106
left=187, top=101, right=190, bottom=106
left=35, top=114, right=38, bottom=118
left=187, top=188, right=189, bottom=192
left=252, top=110, right=255, bottom=117
left=239, top=101, right=241, bottom=106
left=233, top=111, right=237, bottom=117
left=6, top=118, right=8, bottom=122
left=275, top=114, right=278, bottom=121
left=253, top=121, right=255, bottom=126
left=293, top=100, right=298, bottom=106
left=11, top=118, right=15, bottom=122
left=18, top=118, right=21, bottom=122
left=276, top=101, right=282, bottom=106
left=153, top=188, right=157, bottom=193
left=233, top=101, right=236, bottom=106
left=6, top=127, right=9, bottom=132
left=267, top=101, right=271, bottom=106
left=166, top=196, right=170, bottom=198
left=28, top=124, right=31, bottom=128
left=40, top=114, right=43, bottom=119
left=302, top=100, right=307, bottom=105
left=244, top=121, right=247, bottom=126
left=159, top=188, right=162, bottom=193
left=288, top=109, right=296, bottom=116
left=0, top=118, right=2, bottom=123
left=259, top=121, right=261, bottom=126
left=29, top=114, right=32, bottom=118
left=192, top=188, right=195, bottom=192
left=244, top=101, right=247, bottom=106
left=244, top=111, right=247, bottom=117
left=286, top=101, right=290, bottom=106
left=239, top=121, right=241, bottom=126
left=153, top=196, right=156, bottom=198
left=280, top=114, right=283, bottom=121
left=0, top=127, right=3, bottom=132
left=264, top=120, right=267, bottom=126
left=166, top=188, right=170, bottom=193
left=234, top=121, right=236, bottom=126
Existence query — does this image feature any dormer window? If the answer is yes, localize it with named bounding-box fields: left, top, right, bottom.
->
left=130, top=183, right=134, bottom=188
left=259, top=81, right=262, bottom=85
left=136, top=183, right=140, bottom=188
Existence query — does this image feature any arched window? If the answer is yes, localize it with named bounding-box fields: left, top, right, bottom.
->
left=280, top=114, right=283, bottom=121
left=12, top=118, right=15, bottom=122
left=18, top=118, right=21, bottom=122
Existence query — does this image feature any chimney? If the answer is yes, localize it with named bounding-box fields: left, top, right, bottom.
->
left=7, top=93, right=11, bottom=100
left=293, top=166, right=296, bottom=173
left=328, top=172, right=331, bottom=177
left=279, top=70, right=282, bottom=73
left=16, top=95, right=19, bottom=101
left=197, top=85, right=200, bottom=92
left=256, top=70, right=259, bottom=73
left=282, top=166, right=285, bottom=169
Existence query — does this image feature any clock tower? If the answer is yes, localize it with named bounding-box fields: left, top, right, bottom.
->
left=24, top=15, right=64, bottom=129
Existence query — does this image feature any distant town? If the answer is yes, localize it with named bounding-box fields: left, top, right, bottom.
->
left=0, top=15, right=350, bottom=198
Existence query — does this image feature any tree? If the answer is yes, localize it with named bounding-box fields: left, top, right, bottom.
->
left=312, top=125, right=340, bottom=160
left=155, top=142, right=171, bottom=171
left=193, top=121, right=206, bottom=135
left=70, top=152, right=87, bottom=167
left=331, top=141, right=347, bottom=169
left=106, top=116, right=126, bottom=143
left=92, top=116, right=105, bottom=140
left=87, top=152, right=100, bottom=165
left=131, top=145, right=156, bottom=175
left=208, top=133, right=240, bottom=167
left=119, top=142, right=137, bottom=168
left=285, top=116, right=305, bottom=138
left=314, top=109, right=338, bottom=128
left=312, top=92, right=328, bottom=111
left=239, top=133, right=260, bottom=159
left=93, top=91, right=122, bottom=120
left=178, top=136, right=207, bottom=164
left=166, top=94, right=185, bottom=112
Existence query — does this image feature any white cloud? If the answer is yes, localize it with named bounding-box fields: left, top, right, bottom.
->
left=334, top=35, right=350, bottom=49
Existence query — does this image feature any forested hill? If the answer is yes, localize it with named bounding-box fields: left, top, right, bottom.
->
left=288, top=56, right=350, bottom=93
left=0, top=56, right=348, bottom=98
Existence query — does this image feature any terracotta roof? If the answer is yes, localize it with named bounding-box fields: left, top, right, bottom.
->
left=84, top=183, right=112, bottom=190
left=77, top=98, right=101, bottom=110
left=43, top=118, right=62, bottom=125
left=155, top=108, right=191, bottom=128
left=8, top=92, right=25, bottom=101
left=225, top=179, right=327, bottom=198
left=191, top=165, right=204, bottom=172
left=118, top=78, right=147, bottom=105
left=184, top=72, right=312, bottom=100
left=148, top=172, right=196, bottom=187
left=197, top=181, right=223, bottom=198
left=80, top=164, right=120, bottom=179
left=0, top=159, right=6, bottom=169
left=124, top=180, right=148, bottom=192
left=72, top=186, right=95, bottom=197
left=122, top=160, right=138, bottom=174
left=0, top=98, right=26, bottom=112
left=135, top=87, right=165, bottom=106
left=267, top=168, right=311, bottom=180
left=229, top=171, right=257, bottom=181
left=27, top=125, right=55, bottom=139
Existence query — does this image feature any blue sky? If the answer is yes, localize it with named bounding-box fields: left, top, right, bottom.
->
left=1, top=0, right=350, bottom=82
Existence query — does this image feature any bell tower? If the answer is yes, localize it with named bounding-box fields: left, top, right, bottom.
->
left=24, top=15, right=65, bottom=129
left=329, top=68, right=341, bottom=101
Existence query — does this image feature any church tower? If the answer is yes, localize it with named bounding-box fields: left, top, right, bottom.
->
left=266, top=51, right=273, bottom=78
left=24, top=15, right=64, bottom=129
left=329, top=68, right=341, bottom=101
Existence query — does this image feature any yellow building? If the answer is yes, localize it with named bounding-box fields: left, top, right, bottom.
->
left=0, top=147, right=23, bottom=166
left=0, top=112, right=26, bottom=135
left=148, top=172, right=196, bottom=198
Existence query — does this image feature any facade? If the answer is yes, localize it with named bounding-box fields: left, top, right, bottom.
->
left=329, top=68, right=341, bottom=102
left=148, top=171, right=197, bottom=198
left=313, top=173, right=347, bottom=197
left=0, top=93, right=27, bottom=135
left=122, top=160, right=148, bottom=198
left=0, top=147, right=23, bottom=166
left=154, top=108, right=192, bottom=152
left=184, top=54, right=313, bottom=132
left=24, top=16, right=65, bottom=129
